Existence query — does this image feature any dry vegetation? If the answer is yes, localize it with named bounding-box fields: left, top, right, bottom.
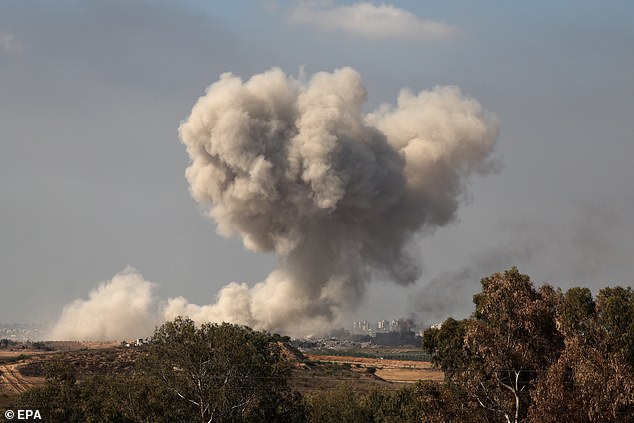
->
left=1, top=340, right=438, bottom=410
left=304, top=353, right=443, bottom=384
left=0, top=342, right=137, bottom=408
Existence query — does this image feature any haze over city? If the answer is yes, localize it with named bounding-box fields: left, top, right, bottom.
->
left=1, top=1, right=633, bottom=339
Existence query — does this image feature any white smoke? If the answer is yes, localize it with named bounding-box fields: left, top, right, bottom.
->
left=170, top=67, right=500, bottom=335
left=49, top=267, right=158, bottom=341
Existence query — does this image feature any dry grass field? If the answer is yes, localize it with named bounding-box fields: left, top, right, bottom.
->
left=0, top=363, right=45, bottom=395
left=0, top=349, right=47, bottom=408
left=304, top=354, right=444, bottom=384
left=0, top=342, right=133, bottom=408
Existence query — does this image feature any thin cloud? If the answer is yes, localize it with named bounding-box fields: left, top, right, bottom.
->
left=0, top=31, right=22, bottom=53
left=288, top=1, right=457, bottom=40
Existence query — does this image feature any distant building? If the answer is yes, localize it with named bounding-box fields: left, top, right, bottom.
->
left=351, top=318, right=421, bottom=338
left=352, top=320, right=371, bottom=334
left=377, top=320, right=389, bottom=332
left=0, top=323, right=46, bottom=342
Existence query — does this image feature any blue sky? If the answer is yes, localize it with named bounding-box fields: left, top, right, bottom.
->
left=1, top=0, right=633, bottom=329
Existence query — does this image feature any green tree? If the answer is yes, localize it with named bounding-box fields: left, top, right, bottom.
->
left=422, top=317, right=470, bottom=380
left=559, top=287, right=595, bottom=338
left=72, top=373, right=190, bottom=423
left=307, top=384, right=420, bottom=423
left=18, top=318, right=305, bottom=422
left=0, top=338, right=17, bottom=348
left=596, top=286, right=634, bottom=367
left=360, top=385, right=421, bottom=423
left=19, top=364, right=198, bottom=422
left=18, top=361, right=83, bottom=422
left=141, top=317, right=305, bottom=423
left=307, top=384, right=368, bottom=423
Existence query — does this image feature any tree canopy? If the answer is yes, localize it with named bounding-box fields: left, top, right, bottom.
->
left=18, top=318, right=305, bottom=423
left=139, top=317, right=304, bottom=423
left=422, top=267, right=634, bottom=423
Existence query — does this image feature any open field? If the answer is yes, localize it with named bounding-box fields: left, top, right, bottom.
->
left=290, top=361, right=395, bottom=393
left=0, top=363, right=45, bottom=395
left=0, top=349, right=48, bottom=408
left=305, top=353, right=443, bottom=384
left=0, top=342, right=136, bottom=409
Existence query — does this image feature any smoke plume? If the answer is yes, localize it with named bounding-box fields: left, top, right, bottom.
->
left=49, top=267, right=158, bottom=341
left=409, top=244, right=535, bottom=327
left=408, top=200, right=631, bottom=327
left=169, top=67, right=499, bottom=335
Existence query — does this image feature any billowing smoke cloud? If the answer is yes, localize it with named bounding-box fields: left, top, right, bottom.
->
left=169, top=67, right=499, bottom=335
left=49, top=267, right=158, bottom=341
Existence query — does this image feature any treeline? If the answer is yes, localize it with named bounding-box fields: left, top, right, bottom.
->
left=14, top=268, right=634, bottom=422
left=0, top=338, right=17, bottom=348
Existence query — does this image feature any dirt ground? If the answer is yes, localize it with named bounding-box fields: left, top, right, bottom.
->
left=0, top=342, right=122, bottom=400
left=305, top=354, right=444, bottom=383
left=0, top=363, right=44, bottom=395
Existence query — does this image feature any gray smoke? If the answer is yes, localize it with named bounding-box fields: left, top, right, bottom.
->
left=409, top=245, right=535, bottom=327
left=170, top=67, right=499, bottom=335
left=409, top=201, right=630, bottom=327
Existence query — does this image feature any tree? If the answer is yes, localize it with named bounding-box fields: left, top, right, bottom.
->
left=307, top=384, right=369, bottom=423
left=360, top=385, right=421, bottom=423
left=420, top=269, right=634, bottom=422
left=421, top=268, right=564, bottom=423
left=559, top=287, right=595, bottom=338
left=140, top=317, right=305, bottom=423
left=18, top=360, right=226, bottom=423
left=17, top=318, right=304, bottom=422
left=528, top=335, right=634, bottom=423
left=18, top=361, right=84, bottom=422
left=422, top=317, right=470, bottom=380
left=463, top=268, right=563, bottom=423
left=0, top=338, right=17, bottom=348
left=415, top=380, right=492, bottom=423
left=306, top=384, right=421, bottom=423
left=528, top=286, right=634, bottom=422
left=596, top=286, right=634, bottom=368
